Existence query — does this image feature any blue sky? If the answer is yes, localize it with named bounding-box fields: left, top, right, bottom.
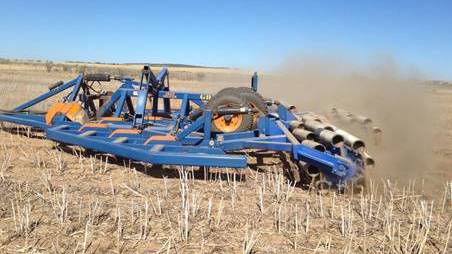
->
left=0, top=1, right=451, bottom=79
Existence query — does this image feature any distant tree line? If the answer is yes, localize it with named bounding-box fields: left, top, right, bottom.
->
left=0, top=58, right=248, bottom=82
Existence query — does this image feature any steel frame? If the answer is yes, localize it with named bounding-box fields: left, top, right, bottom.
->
left=0, top=67, right=365, bottom=185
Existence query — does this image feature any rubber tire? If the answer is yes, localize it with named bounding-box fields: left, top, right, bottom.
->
left=215, top=87, right=268, bottom=128
left=206, top=90, right=253, bottom=133
left=216, top=87, right=267, bottom=114
left=234, top=87, right=268, bottom=114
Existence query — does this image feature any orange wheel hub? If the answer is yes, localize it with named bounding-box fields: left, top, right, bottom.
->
left=213, top=114, right=243, bottom=132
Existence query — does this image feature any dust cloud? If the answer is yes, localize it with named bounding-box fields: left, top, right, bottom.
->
left=259, top=54, right=440, bottom=185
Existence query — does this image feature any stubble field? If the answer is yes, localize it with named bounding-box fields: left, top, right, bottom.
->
left=0, top=62, right=450, bottom=253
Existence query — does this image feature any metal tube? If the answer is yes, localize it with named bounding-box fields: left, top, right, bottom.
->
left=292, top=128, right=315, bottom=141
left=360, top=151, right=375, bottom=166
left=317, top=129, right=344, bottom=146
left=288, top=120, right=303, bottom=131
left=354, top=115, right=372, bottom=125
left=301, top=140, right=326, bottom=152
left=335, top=129, right=365, bottom=150
left=304, top=120, right=335, bottom=132
left=298, top=161, right=320, bottom=178
left=331, top=108, right=356, bottom=123
left=372, top=126, right=382, bottom=134
left=301, top=115, right=321, bottom=122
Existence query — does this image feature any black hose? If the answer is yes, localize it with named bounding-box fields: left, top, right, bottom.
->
left=84, top=73, right=111, bottom=82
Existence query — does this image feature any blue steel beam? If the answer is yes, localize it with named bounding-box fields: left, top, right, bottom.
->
left=0, top=114, right=48, bottom=129
left=221, top=135, right=288, bottom=151
left=14, top=76, right=83, bottom=112
left=66, top=77, right=84, bottom=102
left=292, top=144, right=349, bottom=178
left=155, top=67, right=168, bottom=83
left=157, top=90, right=208, bottom=101
left=97, top=90, right=123, bottom=117
left=133, top=88, right=149, bottom=128
left=221, top=131, right=256, bottom=140
left=46, top=126, right=247, bottom=168
left=178, top=94, right=189, bottom=118
left=277, top=104, right=297, bottom=122
left=245, top=141, right=292, bottom=151
left=113, top=93, right=128, bottom=117
left=176, top=111, right=207, bottom=140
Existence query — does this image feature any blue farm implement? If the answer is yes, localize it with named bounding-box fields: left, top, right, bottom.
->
left=0, top=66, right=374, bottom=188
